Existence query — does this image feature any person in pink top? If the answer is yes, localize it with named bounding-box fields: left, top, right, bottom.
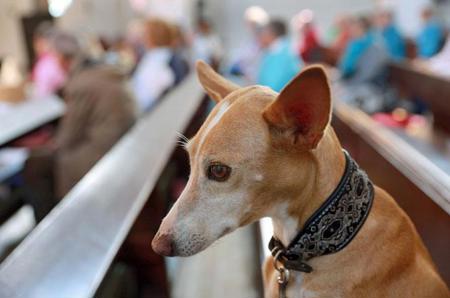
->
left=32, top=25, right=78, bottom=97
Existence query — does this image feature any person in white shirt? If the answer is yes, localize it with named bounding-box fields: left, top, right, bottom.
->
left=131, top=18, right=175, bottom=113
left=191, top=19, right=223, bottom=69
left=229, top=6, right=269, bottom=84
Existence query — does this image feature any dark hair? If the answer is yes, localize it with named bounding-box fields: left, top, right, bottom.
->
left=50, top=31, right=81, bottom=60
left=267, top=19, right=287, bottom=37
left=197, top=17, right=210, bottom=27
left=357, top=16, right=372, bottom=32
left=34, top=21, right=55, bottom=39
left=145, top=18, right=173, bottom=47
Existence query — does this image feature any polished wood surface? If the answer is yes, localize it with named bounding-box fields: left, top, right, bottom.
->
left=388, top=62, right=450, bottom=133
left=0, top=75, right=204, bottom=298
left=0, top=95, right=65, bottom=146
left=333, top=100, right=450, bottom=285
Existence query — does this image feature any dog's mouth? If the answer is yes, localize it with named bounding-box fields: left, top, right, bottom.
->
left=218, top=226, right=232, bottom=238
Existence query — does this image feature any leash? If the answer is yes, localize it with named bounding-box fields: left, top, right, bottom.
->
left=268, top=151, right=375, bottom=298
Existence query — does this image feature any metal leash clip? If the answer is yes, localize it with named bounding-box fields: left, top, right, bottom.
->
left=272, top=248, right=290, bottom=298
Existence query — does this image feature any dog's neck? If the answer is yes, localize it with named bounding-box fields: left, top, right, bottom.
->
left=271, top=128, right=346, bottom=246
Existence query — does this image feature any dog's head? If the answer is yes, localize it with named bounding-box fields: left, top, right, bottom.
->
left=152, top=61, right=331, bottom=256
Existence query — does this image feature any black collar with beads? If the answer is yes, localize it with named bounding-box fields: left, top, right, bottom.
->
left=269, top=151, right=374, bottom=273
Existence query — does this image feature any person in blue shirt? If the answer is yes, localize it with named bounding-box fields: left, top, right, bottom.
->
left=416, top=7, right=445, bottom=58
left=257, top=19, right=302, bottom=92
left=374, top=11, right=405, bottom=61
left=339, top=17, right=375, bottom=78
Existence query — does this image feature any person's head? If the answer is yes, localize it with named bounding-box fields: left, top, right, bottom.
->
left=301, top=22, right=315, bottom=34
left=49, top=31, right=81, bottom=71
left=292, top=9, right=314, bottom=33
left=169, top=23, right=187, bottom=49
left=33, top=22, right=55, bottom=57
left=421, top=6, right=434, bottom=22
left=197, top=18, right=212, bottom=35
left=126, top=18, right=146, bottom=47
left=244, top=6, right=269, bottom=32
left=335, top=14, right=350, bottom=28
left=350, top=16, right=371, bottom=39
left=258, top=19, right=287, bottom=48
left=373, top=10, right=393, bottom=29
left=144, top=18, right=173, bottom=49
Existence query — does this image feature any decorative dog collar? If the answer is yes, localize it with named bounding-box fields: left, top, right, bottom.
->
left=269, top=151, right=374, bottom=273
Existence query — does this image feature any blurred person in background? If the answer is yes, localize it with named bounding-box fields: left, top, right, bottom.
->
left=339, top=16, right=378, bottom=79
left=298, top=22, right=321, bottom=62
left=103, top=36, right=137, bottom=74
left=373, top=10, right=405, bottom=61
left=126, top=18, right=147, bottom=67
left=229, top=6, right=269, bottom=83
left=426, top=34, right=450, bottom=77
left=131, top=18, right=175, bottom=113
left=31, top=23, right=68, bottom=97
left=416, top=7, right=445, bottom=58
left=168, top=24, right=190, bottom=85
left=328, top=14, right=353, bottom=56
left=414, top=33, right=450, bottom=77
left=293, top=9, right=321, bottom=63
left=257, top=19, right=303, bottom=92
left=23, top=31, right=137, bottom=221
left=322, top=14, right=353, bottom=66
left=191, top=18, right=223, bottom=69
left=339, top=16, right=389, bottom=113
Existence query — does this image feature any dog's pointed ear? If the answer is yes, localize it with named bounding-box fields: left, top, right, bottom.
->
left=263, top=65, right=331, bottom=150
left=196, top=60, right=239, bottom=103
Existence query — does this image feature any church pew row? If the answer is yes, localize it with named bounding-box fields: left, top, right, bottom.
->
left=0, top=95, right=65, bottom=226
left=332, top=100, right=450, bottom=286
left=388, top=62, right=450, bottom=133
left=0, top=94, right=65, bottom=147
left=0, top=74, right=206, bottom=298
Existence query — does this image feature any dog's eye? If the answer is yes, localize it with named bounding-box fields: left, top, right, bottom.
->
left=207, top=163, right=231, bottom=182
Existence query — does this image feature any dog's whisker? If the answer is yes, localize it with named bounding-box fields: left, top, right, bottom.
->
left=175, top=131, right=190, bottom=149
left=177, top=140, right=188, bottom=148
left=176, top=131, right=190, bottom=143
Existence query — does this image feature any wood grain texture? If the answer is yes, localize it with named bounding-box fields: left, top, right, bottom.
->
left=388, top=62, right=450, bottom=133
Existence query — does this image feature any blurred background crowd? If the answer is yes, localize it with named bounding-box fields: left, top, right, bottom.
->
left=0, top=0, right=449, bottom=297
left=1, top=0, right=449, bottom=117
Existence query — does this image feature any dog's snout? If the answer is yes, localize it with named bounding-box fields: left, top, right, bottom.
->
left=152, top=232, right=175, bottom=257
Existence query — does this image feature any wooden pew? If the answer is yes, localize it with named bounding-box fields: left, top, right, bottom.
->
left=0, top=95, right=65, bottom=147
left=388, top=62, right=450, bottom=133
left=0, top=74, right=204, bottom=298
left=0, top=95, right=65, bottom=226
left=333, top=100, right=450, bottom=286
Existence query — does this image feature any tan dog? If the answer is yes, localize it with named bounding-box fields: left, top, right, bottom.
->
left=152, top=61, right=449, bottom=298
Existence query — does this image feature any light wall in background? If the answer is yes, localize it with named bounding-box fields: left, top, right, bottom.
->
left=0, top=0, right=35, bottom=70
left=57, top=0, right=134, bottom=39
left=58, top=0, right=194, bottom=39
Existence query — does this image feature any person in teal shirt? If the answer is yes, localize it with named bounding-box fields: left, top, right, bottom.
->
left=382, top=24, right=406, bottom=60
left=416, top=7, right=444, bottom=58
left=374, top=11, right=405, bottom=61
left=339, top=17, right=375, bottom=78
left=257, top=19, right=302, bottom=92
